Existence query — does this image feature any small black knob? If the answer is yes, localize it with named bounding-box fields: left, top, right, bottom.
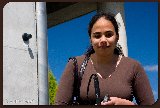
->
left=22, top=33, right=32, bottom=41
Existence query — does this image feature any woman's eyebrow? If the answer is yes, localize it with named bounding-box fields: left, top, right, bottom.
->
left=105, top=31, right=113, bottom=33
left=93, top=32, right=101, bottom=34
left=93, top=31, right=113, bottom=34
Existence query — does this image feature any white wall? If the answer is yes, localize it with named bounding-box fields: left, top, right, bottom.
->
left=3, top=2, right=38, bottom=105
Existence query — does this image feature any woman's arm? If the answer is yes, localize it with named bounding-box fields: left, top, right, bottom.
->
left=133, top=62, right=155, bottom=105
left=100, top=61, right=155, bottom=105
left=54, top=60, right=75, bottom=105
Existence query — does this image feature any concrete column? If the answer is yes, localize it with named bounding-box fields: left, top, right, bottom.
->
left=36, top=2, right=49, bottom=105
left=97, top=2, right=128, bottom=56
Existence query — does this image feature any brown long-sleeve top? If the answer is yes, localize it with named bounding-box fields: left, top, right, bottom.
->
left=55, top=55, right=155, bottom=105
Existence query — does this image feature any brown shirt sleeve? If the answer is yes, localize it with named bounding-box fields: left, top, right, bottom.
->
left=54, top=59, right=74, bottom=105
left=133, top=62, right=155, bottom=105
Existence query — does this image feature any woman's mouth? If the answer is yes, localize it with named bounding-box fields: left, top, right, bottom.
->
left=98, top=45, right=109, bottom=49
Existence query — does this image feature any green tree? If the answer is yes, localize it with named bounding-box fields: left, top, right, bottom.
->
left=48, top=69, right=58, bottom=105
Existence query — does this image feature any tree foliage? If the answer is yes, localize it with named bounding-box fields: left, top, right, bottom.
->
left=48, top=69, right=58, bottom=105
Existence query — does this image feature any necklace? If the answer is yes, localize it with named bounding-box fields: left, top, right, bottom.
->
left=90, top=55, right=122, bottom=78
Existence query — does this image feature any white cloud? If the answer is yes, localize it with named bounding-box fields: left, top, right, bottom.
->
left=152, top=90, right=158, bottom=96
left=144, top=65, right=158, bottom=72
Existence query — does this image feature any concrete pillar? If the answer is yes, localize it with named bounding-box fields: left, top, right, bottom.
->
left=36, top=2, right=49, bottom=105
left=97, top=2, right=128, bottom=56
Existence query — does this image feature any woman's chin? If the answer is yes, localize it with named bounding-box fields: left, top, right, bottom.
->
left=96, top=51, right=109, bottom=56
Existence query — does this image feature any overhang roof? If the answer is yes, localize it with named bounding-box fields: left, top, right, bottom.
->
left=46, top=2, right=97, bottom=28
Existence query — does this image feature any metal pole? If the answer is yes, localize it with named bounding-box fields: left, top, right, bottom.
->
left=36, top=2, right=49, bottom=105
left=97, top=2, right=128, bottom=56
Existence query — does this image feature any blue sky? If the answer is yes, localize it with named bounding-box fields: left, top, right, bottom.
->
left=48, top=2, right=158, bottom=101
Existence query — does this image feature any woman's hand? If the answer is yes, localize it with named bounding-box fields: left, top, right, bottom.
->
left=101, top=97, right=135, bottom=105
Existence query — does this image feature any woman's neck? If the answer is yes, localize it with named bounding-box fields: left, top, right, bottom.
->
left=91, top=52, right=118, bottom=65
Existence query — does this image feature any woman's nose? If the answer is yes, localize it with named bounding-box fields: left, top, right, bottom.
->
left=100, top=35, right=108, bottom=46
left=100, top=35, right=106, bottom=41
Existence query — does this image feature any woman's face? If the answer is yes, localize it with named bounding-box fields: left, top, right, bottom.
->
left=90, top=17, right=119, bottom=56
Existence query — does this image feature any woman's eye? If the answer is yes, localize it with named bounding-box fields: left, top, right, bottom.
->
left=93, top=34, right=101, bottom=39
left=105, top=32, right=113, bottom=38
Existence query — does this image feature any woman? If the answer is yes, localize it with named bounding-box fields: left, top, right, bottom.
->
left=55, top=12, right=155, bottom=105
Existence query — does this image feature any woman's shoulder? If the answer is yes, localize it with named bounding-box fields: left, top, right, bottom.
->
left=68, top=55, right=85, bottom=62
left=122, top=56, right=141, bottom=64
left=75, top=54, right=85, bottom=58
left=121, top=56, right=145, bottom=75
left=68, top=55, right=86, bottom=65
left=122, top=56, right=143, bottom=69
left=75, top=55, right=86, bottom=59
